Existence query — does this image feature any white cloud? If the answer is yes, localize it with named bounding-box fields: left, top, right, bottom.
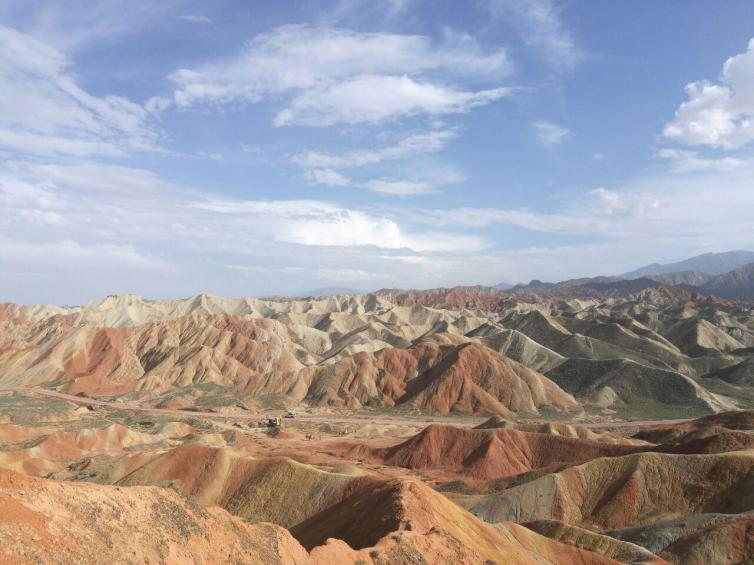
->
left=292, top=129, right=456, bottom=168
left=191, top=197, right=485, bottom=252
left=224, top=264, right=271, bottom=274
left=656, top=148, right=743, bottom=173
left=663, top=38, right=754, bottom=148
left=363, top=179, right=435, bottom=195
left=297, top=134, right=464, bottom=196
left=330, top=0, right=416, bottom=20
left=274, top=75, right=509, bottom=127
left=166, top=25, right=510, bottom=125
left=314, top=268, right=387, bottom=281
left=0, top=26, right=158, bottom=157
left=409, top=186, right=661, bottom=235
left=0, top=0, right=190, bottom=51
left=178, top=14, right=211, bottom=24
left=4, top=150, right=754, bottom=302
left=488, top=0, right=580, bottom=69
left=10, top=162, right=170, bottom=195
left=307, top=168, right=352, bottom=187
left=0, top=238, right=166, bottom=271
left=408, top=207, right=595, bottom=233
left=532, top=120, right=569, bottom=146
left=589, top=187, right=660, bottom=218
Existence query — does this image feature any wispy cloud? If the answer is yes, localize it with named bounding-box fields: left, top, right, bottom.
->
left=488, top=0, right=581, bottom=70
left=295, top=129, right=463, bottom=196
left=362, top=179, right=435, bottom=196
left=0, top=26, right=159, bottom=157
left=273, top=76, right=510, bottom=127
left=292, top=129, right=457, bottom=168
left=306, top=168, right=351, bottom=187
left=0, top=0, right=191, bottom=51
left=178, top=14, right=211, bottom=24
left=656, top=148, right=743, bottom=173
left=532, top=120, right=569, bottom=146
left=163, top=25, right=512, bottom=126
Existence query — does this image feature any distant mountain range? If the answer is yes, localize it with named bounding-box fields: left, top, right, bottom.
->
left=498, top=251, right=754, bottom=300
left=292, top=286, right=366, bottom=298
left=623, top=250, right=754, bottom=278
left=694, top=262, right=754, bottom=299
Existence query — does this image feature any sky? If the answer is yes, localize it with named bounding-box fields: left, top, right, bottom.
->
left=2, top=0, right=754, bottom=304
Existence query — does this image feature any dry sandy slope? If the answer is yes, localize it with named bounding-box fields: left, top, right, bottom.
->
left=0, top=467, right=309, bottom=564
left=523, top=520, right=666, bottom=564
left=117, top=443, right=380, bottom=528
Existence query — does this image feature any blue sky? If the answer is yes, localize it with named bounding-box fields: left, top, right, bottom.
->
left=2, top=0, right=754, bottom=304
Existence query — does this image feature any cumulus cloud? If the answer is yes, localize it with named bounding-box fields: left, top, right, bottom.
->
left=663, top=38, right=754, bottom=149
left=532, top=120, right=569, bottom=146
left=192, top=197, right=485, bottom=252
left=0, top=26, right=159, bottom=157
left=165, top=25, right=511, bottom=125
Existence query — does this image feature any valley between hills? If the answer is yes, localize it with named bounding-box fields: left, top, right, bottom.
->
left=1, top=285, right=754, bottom=563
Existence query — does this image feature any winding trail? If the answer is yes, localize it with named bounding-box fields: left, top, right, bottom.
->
left=0, top=387, right=692, bottom=430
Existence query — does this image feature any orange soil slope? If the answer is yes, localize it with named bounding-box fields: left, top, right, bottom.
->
left=294, top=477, right=618, bottom=564
left=0, top=467, right=617, bottom=565
left=0, top=468, right=308, bottom=564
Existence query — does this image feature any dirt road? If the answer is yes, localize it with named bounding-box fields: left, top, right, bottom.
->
left=0, top=387, right=692, bottom=430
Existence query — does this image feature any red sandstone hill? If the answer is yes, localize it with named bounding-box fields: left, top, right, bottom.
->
left=353, top=424, right=640, bottom=480
left=635, top=410, right=754, bottom=444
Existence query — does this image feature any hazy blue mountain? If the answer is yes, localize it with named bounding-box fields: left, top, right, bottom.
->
left=649, top=270, right=714, bottom=287
left=624, top=251, right=754, bottom=278
left=698, top=263, right=754, bottom=299
left=508, top=276, right=623, bottom=294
